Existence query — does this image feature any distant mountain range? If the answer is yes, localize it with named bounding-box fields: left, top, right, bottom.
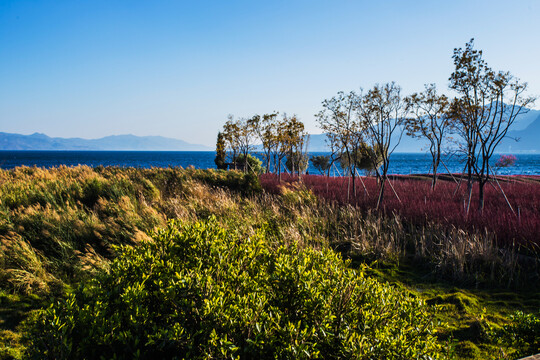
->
left=0, top=133, right=211, bottom=151
left=499, top=110, right=540, bottom=153
left=2, top=109, right=538, bottom=153
left=308, top=108, right=540, bottom=153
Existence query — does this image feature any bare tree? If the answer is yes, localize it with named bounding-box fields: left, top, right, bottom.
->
left=325, top=133, right=343, bottom=177
left=250, top=113, right=279, bottom=173
left=316, top=91, right=363, bottom=200
left=280, top=114, right=308, bottom=177
left=449, top=39, right=535, bottom=211
left=358, top=82, right=406, bottom=209
left=404, top=84, right=450, bottom=189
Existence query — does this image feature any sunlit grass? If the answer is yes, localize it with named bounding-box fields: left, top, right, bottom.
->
left=0, top=166, right=539, bottom=358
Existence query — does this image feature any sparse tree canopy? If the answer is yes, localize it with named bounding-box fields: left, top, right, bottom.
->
left=222, top=116, right=242, bottom=169
left=448, top=38, right=536, bottom=211
left=285, top=152, right=309, bottom=174
left=221, top=115, right=257, bottom=172
left=404, top=84, right=450, bottom=189
left=358, top=82, right=407, bottom=208
left=218, top=112, right=307, bottom=180
left=251, top=112, right=279, bottom=173
left=316, top=91, right=364, bottom=199
left=275, top=114, right=308, bottom=179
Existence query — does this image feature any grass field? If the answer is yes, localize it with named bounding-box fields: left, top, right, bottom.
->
left=0, top=167, right=539, bottom=358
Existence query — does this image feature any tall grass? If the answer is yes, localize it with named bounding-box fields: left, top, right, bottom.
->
left=1, top=166, right=538, bottom=295
left=1, top=166, right=539, bottom=359
left=261, top=174, right=540, bottom=247
left=0, top=166, right=260, bottom=295
left=260, top=174, right=540, bottom=287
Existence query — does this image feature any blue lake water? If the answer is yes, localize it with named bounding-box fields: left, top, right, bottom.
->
left=1, top=151, right=539, bottom=175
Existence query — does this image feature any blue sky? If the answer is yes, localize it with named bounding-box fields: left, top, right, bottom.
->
left=1, top=0, right=538, bottom=146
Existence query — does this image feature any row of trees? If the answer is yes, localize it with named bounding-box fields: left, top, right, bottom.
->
left=315, top=39, right=534, bottom=211
left=215, top=39, right=535, bottom=211
left=215, top=113, right=309, bottom=180
left=315, top=82, right=450, bottom=208
left=316, top=83, right=408, bottom=207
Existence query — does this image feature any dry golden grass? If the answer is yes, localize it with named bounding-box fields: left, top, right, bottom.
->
left=0, top=166, right=536, bottom=297
left=0, top=233, right=56, bottom=294
left=0, top=167, right=263, bottom=295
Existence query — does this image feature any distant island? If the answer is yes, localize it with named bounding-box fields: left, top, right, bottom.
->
left=0, top=132, right=212, bottom=151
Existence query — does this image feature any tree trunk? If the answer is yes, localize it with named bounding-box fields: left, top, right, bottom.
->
left=432, top=149, right=441, bottom=190
left=432, top=158, right=440, bottom=190
left=351, top=166, right=356, bottom=200
left=265, top=152, right=271, bottom=173
left=478, top=180, right=485, bottom=212
left=347, top=175, right=350, bottom=203
left=376, top=178, right=386, bottom=210
left=466, top=159, right=473, bottom=199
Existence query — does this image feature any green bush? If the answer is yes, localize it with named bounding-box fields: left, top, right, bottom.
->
left=25, top=218, right=446, bottom=359
left=235, top=154, right=263, bottom=175
left=310, top=155, right=331, bottom=175
left=496, top=311, right=540, bottom=358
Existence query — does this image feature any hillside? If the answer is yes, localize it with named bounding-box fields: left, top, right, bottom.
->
left=500, top=111, right=540, bottom=153
left=0, top=132, right=211, bottom=151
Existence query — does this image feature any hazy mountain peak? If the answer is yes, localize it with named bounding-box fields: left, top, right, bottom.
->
left=0, top=132, right=211, bottom=151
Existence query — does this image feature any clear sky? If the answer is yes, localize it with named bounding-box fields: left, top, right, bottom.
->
left=1, top=0, right=538, bottom=146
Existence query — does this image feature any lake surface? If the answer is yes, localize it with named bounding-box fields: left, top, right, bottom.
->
left=1, top=151, right=539, bottom=175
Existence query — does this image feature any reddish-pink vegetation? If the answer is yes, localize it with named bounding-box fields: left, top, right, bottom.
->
left=494, top=154, right=517, bottom=168
left=260, top=173, right=540, bottom=246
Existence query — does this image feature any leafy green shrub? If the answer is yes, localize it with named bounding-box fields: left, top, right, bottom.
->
left=310, top=155, right=331, bottom=175
left=338, top=143, right=384, bottom=176
left=496, top=311, right=540, bottom=357
left=236, top=153, right=263, bottom=175
left=25, top=218, right=446, bottom=359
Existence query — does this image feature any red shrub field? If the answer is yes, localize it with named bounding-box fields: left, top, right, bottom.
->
left=260, top=173, right=540, bottom=247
